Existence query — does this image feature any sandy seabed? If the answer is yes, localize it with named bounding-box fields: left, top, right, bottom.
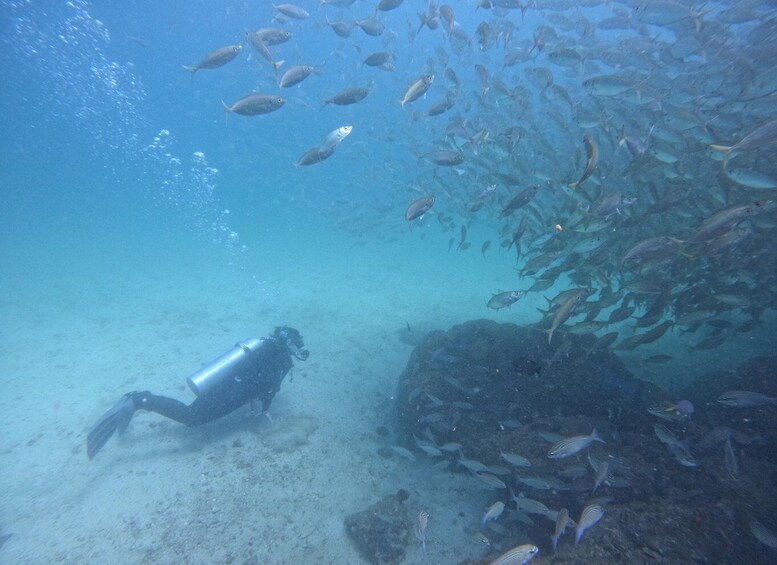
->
left=0, top=226, right=524, bottom=565
left=3, top=209, right=772, bottom=564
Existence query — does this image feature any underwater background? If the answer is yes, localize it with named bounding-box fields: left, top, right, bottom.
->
left=1, top=1, right=777, bottom=563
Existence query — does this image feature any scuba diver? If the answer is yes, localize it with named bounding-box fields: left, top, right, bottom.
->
left=87, top=326, right=309, bottom=460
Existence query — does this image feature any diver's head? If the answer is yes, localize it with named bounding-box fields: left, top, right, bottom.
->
left=273, top=326, right=309, bottom=361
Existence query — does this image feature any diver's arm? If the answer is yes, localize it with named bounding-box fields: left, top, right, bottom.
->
left=262, top=392, right=273, bottom=412
left=251, top=338, right=289, bottom=412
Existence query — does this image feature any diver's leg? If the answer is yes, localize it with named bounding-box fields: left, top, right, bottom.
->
left=132, top=386, right=247, bottom=427
left=131, top=391, right=199, bottom=426
left=183, top=384, right=248, bottom=425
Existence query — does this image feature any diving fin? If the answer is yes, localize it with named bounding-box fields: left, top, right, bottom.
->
left=86, top=393, right=137, bottom=460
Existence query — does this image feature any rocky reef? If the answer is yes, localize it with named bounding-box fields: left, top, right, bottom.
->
left=344, top=491, right=411, bottom=564
left=390, top=320, right=777, bottom=564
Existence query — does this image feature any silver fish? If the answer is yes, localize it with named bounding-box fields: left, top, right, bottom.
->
left=517, top=476, right=553, bottom=490
left=723, top=437, right=738, bottom=480
left=717, top=390, right=777, bottom=408
left=250, top=28, right=292, bottom=46
left=512, top=492, right=553, bottom=518
left=273, top=3, right=309, bottom=19
left=487, top=291, right=524, bottom=310
left=325, top=18, right=353, bottom=38
left=486, top=465, right=510, bottom=477
left=319, top=126, right=353, bottom=152
left=279, top=65, right=317, bottom=88
left=476, top=473, right=507, bottom=489
left=363, top=51, right=394, bottom=67
left=416, top=510, right=429, bottom=553
left=319, top=0, right=356, bottom=5
left=725, top=168, right=777, bottom=189
left=471, top=530, right=491, bottom=547
left=323, top=87, right=369, bottom=107
left=415, top=441, right=442, bottom=457
left=420, top=149, right=465, bottom=166
left=482, top=501, right=505, bottom=526
left=647, top=402, right=689, bottom=423
left=592, top=459, right=610, bottom=494
left=183, top=44, right=242, bottom=75
left=750, top=519, right=777, bottom=549
left=551, top=507, right=570, bottom=550
left=295, top=126, right=352, bottom=168
left=377, top=0, right=404, bottom=10
left=538, top=431, right=564, bottom=443
left=390, top=445, right=416, bottom=460
left=501, top=452, right=532, bottom=468
left=545, top=288, right=594, bottom=344
left=688, top=201, right=773, bottom=243
left=467, top=183, right=497, bottom=211
left=584, top=75, right=633, bottom=97
left=295, top=145, right=334, bottom=167
left=568, top=134, right=599, bottom=188
left=221, top=94, right=285, bottom=117
left=401, top=74, right=434, bottom=107
left=439, top=442, right=462, bottom=452
left=458, top=457, right=490, bottom=473
left=489, top=543, right=539, bottom=565
left=711, top=118, right=777, bottom=169
left=405, top=196, right=436, bottom=221
left=548, top=429, right=604, bottom=459
left=654, top=424, right=699, bottom=467
left=499, top=186, right=539, bottom=218
left=575, top=504, right=604, bottom=544
left=355, top=17, right=385, bottom=37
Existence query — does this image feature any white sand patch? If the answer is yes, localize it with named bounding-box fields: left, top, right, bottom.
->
left=0, top=228, right=518, bottom=564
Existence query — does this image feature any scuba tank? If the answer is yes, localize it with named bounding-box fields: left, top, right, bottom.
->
left=186, top=338, right=264, bottom=396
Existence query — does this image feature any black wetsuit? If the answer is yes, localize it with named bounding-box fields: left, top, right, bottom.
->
left=133, top=337, right=292, bottom=426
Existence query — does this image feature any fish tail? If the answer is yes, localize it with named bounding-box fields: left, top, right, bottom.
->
left=221, top=101, right=230, bottom=124
left=591, top=428, right=605, bottom=443
left=182, top=65, right=197, bottom=75
left=710, top=144, right=734, bottom=169
left=677, top=246, right=699, bottom=260
left=568, top=181, right=578, bottom=189
left=546, top=328, right=554, bottom=344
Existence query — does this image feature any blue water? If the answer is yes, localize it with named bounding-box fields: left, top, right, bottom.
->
left=2, top=1, right=777, bottom=563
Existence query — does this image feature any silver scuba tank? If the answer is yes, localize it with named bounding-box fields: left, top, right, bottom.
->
left=186, top=338, right=264, bottom=396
